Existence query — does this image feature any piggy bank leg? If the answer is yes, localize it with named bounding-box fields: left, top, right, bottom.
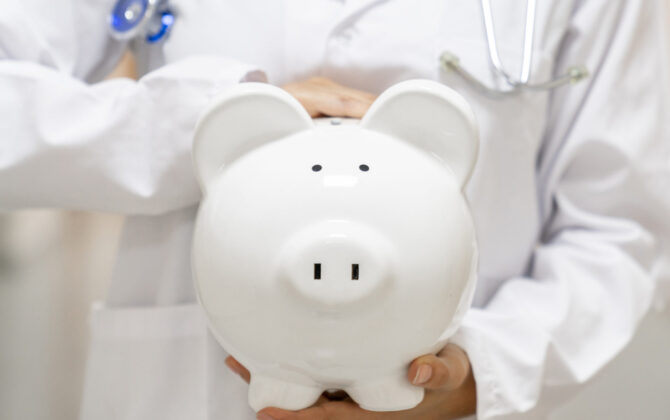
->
left=248, top=375, right=323, bottom=412
left=346, top=371, right=425, bottom=412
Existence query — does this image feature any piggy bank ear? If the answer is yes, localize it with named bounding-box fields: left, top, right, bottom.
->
left=193, top=82, right=313, bottom=191
left=361, top=80, right=479, bottom=187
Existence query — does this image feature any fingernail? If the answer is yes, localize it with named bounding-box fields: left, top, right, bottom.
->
left=413, top=364, right=433, bottom=385
left=257, top=413, right=276, bottom=420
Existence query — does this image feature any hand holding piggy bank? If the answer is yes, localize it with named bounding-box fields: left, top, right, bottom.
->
left=191, top=80, right=479, bottom=412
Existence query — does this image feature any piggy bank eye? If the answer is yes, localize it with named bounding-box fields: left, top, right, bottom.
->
left=312, top=164, right=322, bottom=172
left=359, top=164, right=369, bottom=172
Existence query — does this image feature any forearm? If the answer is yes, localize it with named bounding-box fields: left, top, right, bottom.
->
left=0, top=56, right=264, bottom=214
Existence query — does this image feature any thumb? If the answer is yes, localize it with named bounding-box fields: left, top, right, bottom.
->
left=407, top=344, right=471, bottom=391
left=225, top=356, right=251, bottom=384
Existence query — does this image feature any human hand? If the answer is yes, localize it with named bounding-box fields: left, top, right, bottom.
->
left=225, top=343, right=477, bottom=420
left=281, top=77, right=377, bottom=118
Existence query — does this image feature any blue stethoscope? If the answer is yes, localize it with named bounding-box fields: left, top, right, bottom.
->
left=108, top=0, right=587, bottom=96
left=109, top=0, right=175, bottom=43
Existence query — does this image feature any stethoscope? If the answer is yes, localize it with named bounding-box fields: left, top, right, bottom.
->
left=108, top=0, right=175, bottom=43
left=440, top=0, right=589, bottom=97
left=108, top=0, right=588, bottom=96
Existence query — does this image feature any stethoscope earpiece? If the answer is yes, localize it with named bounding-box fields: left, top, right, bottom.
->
left=109, top=0, right=174, bottom=43
left=146, top=10, right=175, bottom=43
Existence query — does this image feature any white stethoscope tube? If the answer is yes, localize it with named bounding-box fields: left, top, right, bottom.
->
left=442, top=0, right=589, bottom=98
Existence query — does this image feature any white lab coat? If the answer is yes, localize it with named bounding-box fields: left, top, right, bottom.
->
left=1, top=0, right=669, bottom=419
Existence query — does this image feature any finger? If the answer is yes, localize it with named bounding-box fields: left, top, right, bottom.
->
left=315, top=395, right=331, bottom=406
left=317, top=90, right=375, bottom=118
left=287, top=90, right=323, bottom=117
left=281, top=83, right=322, bottom=117
left=256, top=395, right=329, bottom=420
left=258, top=400, right=379, bottom=420
left=298, top=90, right=324, bottom=117
left=295, top=89, right=371, bottom=118
left=299, top=77, right=375, bottom=118
left=258, top=405, right=328, bottom=420
left=224, top=356, right=251, bottom=384
left=407, top=344, right=470, bottom=391
left=310, top=77, right=377, bottom=103
left=282, top=78, right=376, bottom=118
left=344, top=87, right=377, bottom=105
left=340, top=93, right=375, bottom=118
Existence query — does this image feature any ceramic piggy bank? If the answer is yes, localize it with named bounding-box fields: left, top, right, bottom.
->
left=191, top=80, right=479, bottom=412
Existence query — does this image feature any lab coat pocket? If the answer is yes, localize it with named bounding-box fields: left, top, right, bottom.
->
left=80, top=302, right=209, bottom=420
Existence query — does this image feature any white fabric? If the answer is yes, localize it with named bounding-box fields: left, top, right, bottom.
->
left=1, top=0, right=669, bottom=419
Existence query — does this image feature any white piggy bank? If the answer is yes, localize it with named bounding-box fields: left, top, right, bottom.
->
left=191, top=80, right=479, bottom=412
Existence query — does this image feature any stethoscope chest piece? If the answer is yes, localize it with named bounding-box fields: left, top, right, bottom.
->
left=109, top=0, right=175, bottom=43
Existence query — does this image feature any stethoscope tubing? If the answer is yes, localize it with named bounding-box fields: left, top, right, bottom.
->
left=441, top=0, right=588, bottom=98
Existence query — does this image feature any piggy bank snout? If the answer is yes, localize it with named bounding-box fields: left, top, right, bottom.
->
left=279, top=223, right=393, bottom=309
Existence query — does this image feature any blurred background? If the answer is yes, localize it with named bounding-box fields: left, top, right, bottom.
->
left=2, top=5, right=670, bottom=420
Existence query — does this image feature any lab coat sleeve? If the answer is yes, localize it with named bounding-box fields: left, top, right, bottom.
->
left=449, top=1, right=670, bottom=418
left=0, top=56, right=265, bottom=214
